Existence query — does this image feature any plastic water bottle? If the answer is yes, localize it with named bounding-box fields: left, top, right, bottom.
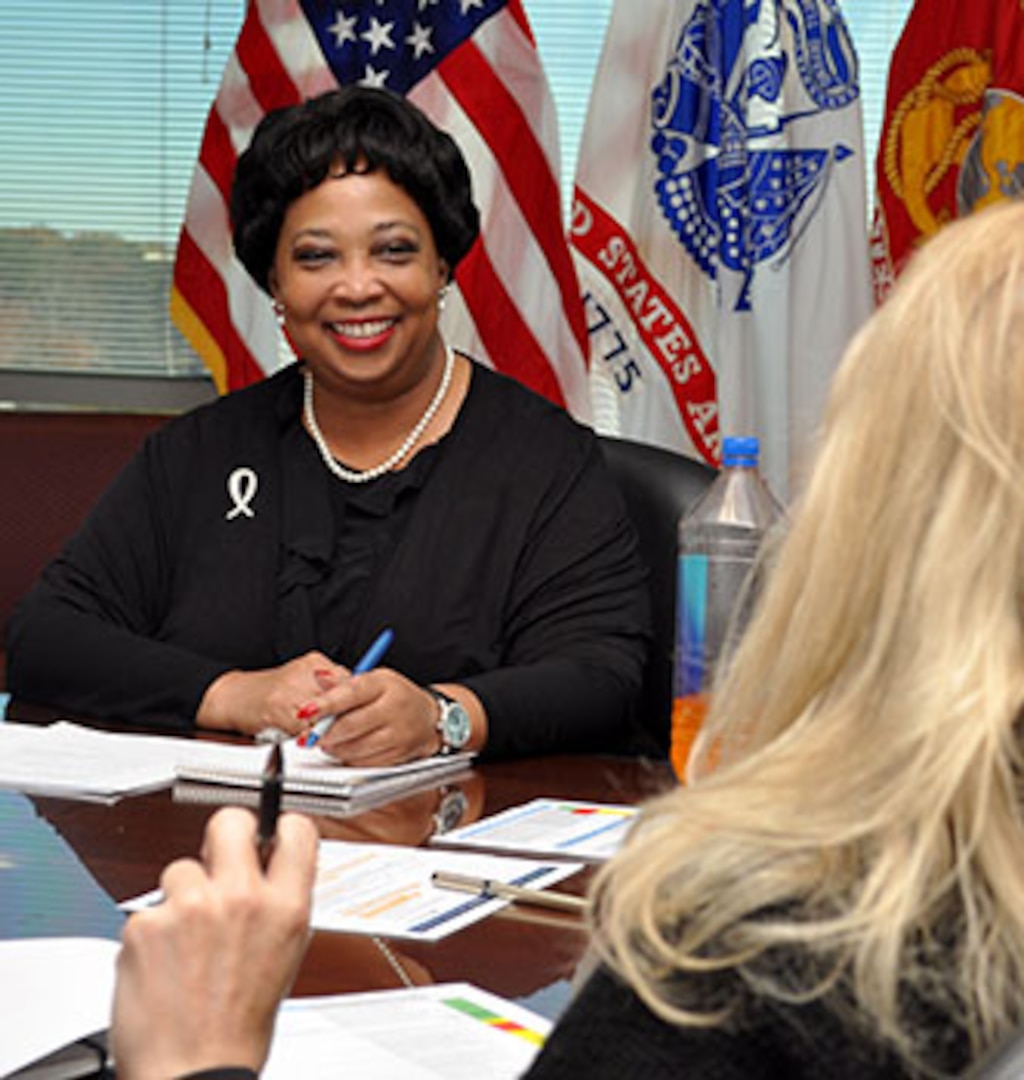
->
left=671, top=436, right=784, bottom=779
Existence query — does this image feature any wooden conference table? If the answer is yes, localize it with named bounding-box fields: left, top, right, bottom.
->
left=7, top=700, right=676, bottom=1011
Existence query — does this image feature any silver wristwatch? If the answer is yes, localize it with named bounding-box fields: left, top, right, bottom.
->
left=429, top=689, right=471, bottom=754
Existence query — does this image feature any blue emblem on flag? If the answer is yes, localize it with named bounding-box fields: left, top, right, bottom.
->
left=651, top=0, right=859, bottom=311
left=300, top=0, right=506, bottom=92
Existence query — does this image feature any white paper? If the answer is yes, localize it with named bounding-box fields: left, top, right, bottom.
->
left=0, top=943, right=550, bottom=1078
left=263, top=983, right=550, bottom=1080
left=175, top=739, right=475, bottom=798
left=433, top=798, right=639, bottom=862
left=311, top=842, right=582, bottom=941
left=0, top=720, right=472, bottom=804
left=126, top=844, right=584, bottom=942
left=0, top=722, right=178, bottom=801
left=0, top=937, right=119, bottom=1076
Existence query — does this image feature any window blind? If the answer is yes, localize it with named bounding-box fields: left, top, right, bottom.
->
left=529, top=0, right=614, bottom=213
left=0, top=2, right=239, bottom=380
left=845, top=0, right=915, bottom=197
left=0, top=0, right=912, bottom=390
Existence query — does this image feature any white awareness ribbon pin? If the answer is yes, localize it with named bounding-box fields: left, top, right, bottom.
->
left=225, top=467, right=258, bottom=520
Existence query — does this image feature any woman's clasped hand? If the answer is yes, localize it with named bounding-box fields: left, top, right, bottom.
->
left=197, top=653, right=455, bottom=764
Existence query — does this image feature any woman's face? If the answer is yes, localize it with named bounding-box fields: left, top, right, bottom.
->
left=270, top=167, right=448, bottom=400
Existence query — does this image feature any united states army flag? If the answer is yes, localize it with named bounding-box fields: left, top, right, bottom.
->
left=572, top=0, right=872, bottom=497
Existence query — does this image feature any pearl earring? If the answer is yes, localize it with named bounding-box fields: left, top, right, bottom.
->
left=438, top=286, right=449, bottom=313
left=273, top=301, right=286, bottom=328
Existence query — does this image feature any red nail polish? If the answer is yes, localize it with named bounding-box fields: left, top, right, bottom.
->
left=297, top=703, right=318, bottom=720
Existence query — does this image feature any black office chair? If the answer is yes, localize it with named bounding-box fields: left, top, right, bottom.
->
left=599, top=435, right=716, bottom=756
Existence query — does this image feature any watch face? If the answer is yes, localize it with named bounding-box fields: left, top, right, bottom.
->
left=441, top=700, right=472, bottom=750
left=434, top=788, right=469, bottom=834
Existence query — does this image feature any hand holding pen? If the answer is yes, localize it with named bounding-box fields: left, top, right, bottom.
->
left=112, top=806, right=317, bottom=1079
left=300, top=627, right=395, bottom=748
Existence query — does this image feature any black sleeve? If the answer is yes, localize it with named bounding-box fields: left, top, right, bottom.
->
left=525, top=965, right=784, bottom=1080
left=461, top=436, right=652, bottom=758
left=6, top=433, right=230, bottom=728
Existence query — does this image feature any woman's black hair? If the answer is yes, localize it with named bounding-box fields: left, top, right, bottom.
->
left=231, top=86, right=480, bottom=292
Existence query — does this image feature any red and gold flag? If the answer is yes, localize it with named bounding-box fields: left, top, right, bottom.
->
left=871, top=0, right=1024, bottom=301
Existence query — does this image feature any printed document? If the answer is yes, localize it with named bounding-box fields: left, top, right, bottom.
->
left=264, top=982, right=550, bottom=1080
left=124, top=843, right=582, bottom=942
left=433, top=798, right=639, bottom=862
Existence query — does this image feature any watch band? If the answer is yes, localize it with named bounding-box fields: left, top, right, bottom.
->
left=428, top=688, right=471, bottom=754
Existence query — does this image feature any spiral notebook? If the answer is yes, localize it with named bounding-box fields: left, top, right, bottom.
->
left=173, top=761, right=474, bottom=818
left=175, top=740, right=474, bottom=801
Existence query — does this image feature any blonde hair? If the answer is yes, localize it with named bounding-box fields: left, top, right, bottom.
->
left=593, top=199, right=1024, bottom=1067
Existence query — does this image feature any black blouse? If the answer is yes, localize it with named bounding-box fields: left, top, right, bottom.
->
left=8, top=361, right=652, bottom=758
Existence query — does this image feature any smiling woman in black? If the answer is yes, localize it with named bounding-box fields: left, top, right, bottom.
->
left=8, top=357, right=650, bottom=759
left=8, top=88, right=651, bottom=764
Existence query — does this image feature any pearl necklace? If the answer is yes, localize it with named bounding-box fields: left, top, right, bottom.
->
left=303, top=345, right=455, bottom=484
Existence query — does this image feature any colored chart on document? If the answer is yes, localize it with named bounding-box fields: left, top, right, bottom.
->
left=433, top=799, right=639, bottom=862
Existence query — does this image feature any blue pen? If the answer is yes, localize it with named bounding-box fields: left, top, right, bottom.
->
left=302, top=627, right=395, bottom=748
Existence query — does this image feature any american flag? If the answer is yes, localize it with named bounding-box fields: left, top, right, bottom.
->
left=170, top=0, right=591, bottom=419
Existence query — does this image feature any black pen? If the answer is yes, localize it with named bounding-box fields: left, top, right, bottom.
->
left=257, top=741, right=284, bottom=869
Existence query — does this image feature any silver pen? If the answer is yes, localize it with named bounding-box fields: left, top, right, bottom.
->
left=430, top=869, right=588, bottom=914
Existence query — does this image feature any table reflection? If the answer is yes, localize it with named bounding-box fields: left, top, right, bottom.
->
left=7, top=704, right=674, bottom=1016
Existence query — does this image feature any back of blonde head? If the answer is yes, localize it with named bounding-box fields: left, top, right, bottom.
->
left=594, top=200, right=1024, bottom=1066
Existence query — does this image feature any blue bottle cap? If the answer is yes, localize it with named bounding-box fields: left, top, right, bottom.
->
left=721, top=436, right=759, bottom=467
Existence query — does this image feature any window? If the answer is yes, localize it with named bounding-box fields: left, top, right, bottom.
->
left=528, top=0, right=614, bottom=213
left=0, top=2, right=240, bottom=404
left=0, top=1, right=910, bottom=407
left=844, top=1, right=916, bottom=199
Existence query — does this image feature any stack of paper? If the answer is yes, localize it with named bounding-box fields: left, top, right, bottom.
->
left=175, top=739, right=474, bottom=801
left=0, top=721, right=474, bottom=806
left=0, top=722, right=175, bottom=801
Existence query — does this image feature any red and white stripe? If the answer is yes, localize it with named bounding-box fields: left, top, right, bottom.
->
left=170, top=0, right=590, bottom=421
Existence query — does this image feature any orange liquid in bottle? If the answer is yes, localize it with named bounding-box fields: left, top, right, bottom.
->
left=670, top=693, right=708, bottom=782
